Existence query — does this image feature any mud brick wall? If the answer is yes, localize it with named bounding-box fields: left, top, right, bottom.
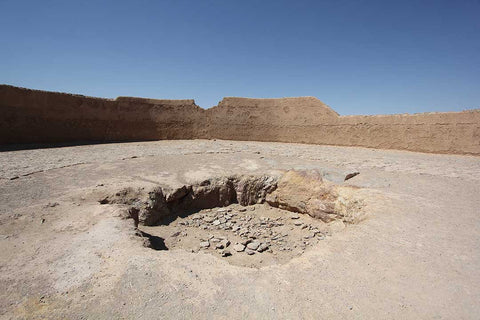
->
left=1, top=85, right=479, bottom=155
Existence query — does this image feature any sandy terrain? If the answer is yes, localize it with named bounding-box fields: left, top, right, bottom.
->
left=0, top=139, right=479, bottom=319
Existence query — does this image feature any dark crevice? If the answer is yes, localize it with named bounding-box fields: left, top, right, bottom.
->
left=344, top=172, right=360, bottom=181
left=137, top=230, right=168, bottom=251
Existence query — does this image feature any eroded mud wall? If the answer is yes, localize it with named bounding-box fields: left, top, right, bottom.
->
left=0, top=85, right=204, bottom=144
left=205, top=97, right=480, bottom=155
left=1, top=85, right=479, bottom=155
left=204, top=96, right=480, bottom=155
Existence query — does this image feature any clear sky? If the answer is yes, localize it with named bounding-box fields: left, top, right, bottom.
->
left=1, top=0, right=479, bottom=115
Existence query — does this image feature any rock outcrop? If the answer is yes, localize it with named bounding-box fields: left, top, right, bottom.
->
left=100, top=170, right=364, bottom=226
left=100, top=174, right=279, bottom=226
left=266, top=170, right=338, bottom=222
left=266, top=170, right=364, bottom=223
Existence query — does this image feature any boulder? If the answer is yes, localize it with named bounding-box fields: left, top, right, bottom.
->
left=266, top=170, right=338, bottom=222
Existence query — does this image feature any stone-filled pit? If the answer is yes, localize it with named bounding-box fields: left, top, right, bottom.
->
left=100, top=170, right=365, bottom=267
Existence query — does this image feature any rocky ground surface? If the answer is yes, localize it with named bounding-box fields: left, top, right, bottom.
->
left=0, top=139, right=479, bottom=319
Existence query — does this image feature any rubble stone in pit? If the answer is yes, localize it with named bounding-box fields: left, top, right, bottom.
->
left=146, top=204, right=343, bottom=266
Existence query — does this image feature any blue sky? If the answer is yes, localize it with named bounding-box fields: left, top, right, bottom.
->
left=1, top=0, right=479, bottom=115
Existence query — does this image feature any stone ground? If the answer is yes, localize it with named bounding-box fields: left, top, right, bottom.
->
left=0, top=139, right=479, bottom=319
